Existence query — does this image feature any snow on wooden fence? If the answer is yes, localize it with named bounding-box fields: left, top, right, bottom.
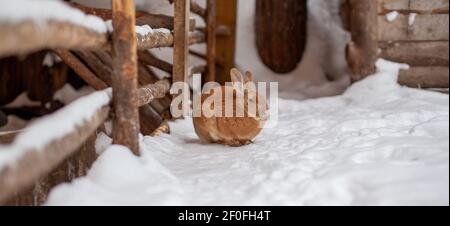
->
left=0, top=0, right=223, bottom=204
left=343, top=0, right=449, bottom=88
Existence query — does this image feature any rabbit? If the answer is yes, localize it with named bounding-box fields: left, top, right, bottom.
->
left=193, top=68, right=268, bottom=147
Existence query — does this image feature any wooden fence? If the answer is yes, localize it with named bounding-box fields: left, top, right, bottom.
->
left=0, top=0, right=236, bottom=205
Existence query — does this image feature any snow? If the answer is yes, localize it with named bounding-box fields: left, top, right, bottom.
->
left=386, top=11, right=399, bottom=22
left=135, top=25, right=154, bottom=36
left=409, top=13, right=417, bottom=26
left=105, top=20, right=171, bottom=37
left=0, top=89, right=111, bottom=171
left=45, top=60, right=449, bottom=206
left=0, top=0, right=108, bottom=33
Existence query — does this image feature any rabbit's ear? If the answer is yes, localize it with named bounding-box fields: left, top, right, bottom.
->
left=230, top=68, right=244, bottom=91
left=244, top=71, right=254, bottom=83
left=230, top=68, right=244, bottom=83
left=244, top=71, right=256, bottom=91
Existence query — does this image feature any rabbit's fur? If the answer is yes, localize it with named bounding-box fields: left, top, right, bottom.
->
left=193, top=68, right=268, bottom=147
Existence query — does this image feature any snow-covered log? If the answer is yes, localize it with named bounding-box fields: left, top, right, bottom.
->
left=0, top=90, right=111, bottom=204
left=69, top=2, right=196, bottom=31
left=0, top=20, right=108, bottom=58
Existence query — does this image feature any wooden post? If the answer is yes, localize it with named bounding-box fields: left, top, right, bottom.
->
left=173, top=0, right=190, bottom=85
left=111, top=0, right=140, bottom=155
left=216, top=0, right=238, bottom=84
left=206, top=0, right=217, bottom=82
left=345, top=0, right=378, bottom=82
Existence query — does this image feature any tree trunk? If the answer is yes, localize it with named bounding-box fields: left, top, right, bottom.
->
left=255, top=0, right=308, bottom=74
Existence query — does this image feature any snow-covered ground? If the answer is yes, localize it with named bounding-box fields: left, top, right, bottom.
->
left=45, top=60, right=449, bottom=206
left=1, top=0, right=448, bottom=206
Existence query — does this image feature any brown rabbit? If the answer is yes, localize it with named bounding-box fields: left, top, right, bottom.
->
left=193, top=68, right=268, bottom=146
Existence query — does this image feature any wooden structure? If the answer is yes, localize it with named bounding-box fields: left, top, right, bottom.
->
left=343, top=0, right=449, bottom=88
left=0, top=0, right=234, bottom=205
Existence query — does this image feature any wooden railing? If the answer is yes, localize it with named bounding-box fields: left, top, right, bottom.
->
left=0, top=0, right=232, bottom=205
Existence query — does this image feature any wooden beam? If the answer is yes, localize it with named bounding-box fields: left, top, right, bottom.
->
left=0, top=20, right=108, bottom=58
left=137, top=80, right=171, bottom=107
left=0, top=106, right=110, bottom=205
left=0, top=20, right=204, bottom=58
left=378, top=14, right=449, bottom=41
left=215, top=0, right=238, bottom=84
left=139, top=51, right=173, bottom=74
left=191, top=0, right=207, bottom=19
left=5, top=133, right=98, bottom=206
left=70, top=2, right=196, bottom=31
left=173, top=0, right=190, bottom=84
left=205, top=0, right=217, bottom=82
left=399, top=66, right=449, bottom=88
left=75, top=51, right=113, bottom=85
left=379, top=41, right=449, bottom=67
left=345, top=0, right=379, bottom=82
left=111, top=0, right=140, bottom=155
left=53, top=50, right=108, bottom=90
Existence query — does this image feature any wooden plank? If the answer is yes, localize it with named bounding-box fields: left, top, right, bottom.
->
left=206, top=0, right=217, bottom=82
left=379, top=41, right=449, bottom=66
left=173, top=0, right=190, bottom=84
left=216, top=0, right=238, bottom=84
left=111, top=0, right=140, bottom=155
left=378, top=14, right=449, bottom=41
left=346, top=0, right=379, bottom=81
left=0, top=106, right=110, bottom=205
left=399, top=66, right=449, bottom=88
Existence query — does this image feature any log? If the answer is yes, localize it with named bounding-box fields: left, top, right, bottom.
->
left=111, top=0, right=140, bottom=155
left=379, top=41, right=449, bottom=66
left=69, top=2, right=196, bottom=31
left=0, top=20, right=203, bottom=58
left=0, top=20, right=108, bottom=58
left=75, top=51, right=113, bottom=85
left=137, top=80, right=171, bottom=107
left=136, top=14, right=197, bottom=32
left=206, top=0, right=217, bottom=82
left=173, top=0, right=190, bottom=84
left=399, top=66, right=449, bottom=88
left=345, top=0, right=379, bottom=81
left=378, top=0, right=449, bottom=14
left=53, top=50, right=108, bottom=90
left=0, top=105, right=110, bottom=205
left=378, top=14, right=449, bottom=41
left=139, top=51, right=173, bottom=74
left=215, top=0, right=238, bottom=84
left=5, top=133, right=97, bottom=206
left=137, top=29, right=174, bottom=50
left=191, top=0, right=207, bottom=18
